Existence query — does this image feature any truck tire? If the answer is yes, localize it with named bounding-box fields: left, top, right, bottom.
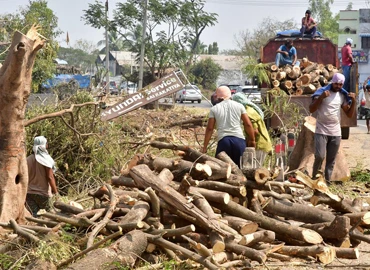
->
left=341, top=127, right=350, bottom=140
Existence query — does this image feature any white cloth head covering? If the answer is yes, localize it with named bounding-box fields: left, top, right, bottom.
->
left=33, top=136, right=56, bottom=172
left=332, top=73, right=345, bottom=84
left=346, top=38, right=353, bottom=45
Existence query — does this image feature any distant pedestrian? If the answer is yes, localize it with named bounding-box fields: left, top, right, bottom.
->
left=275, top=40, right=300, bottom=67
left=341, top=38, right=355, bottom=92
left=202, top=86, right=256, bottom=167
left=26, top=136, right=58, bottom=217
left=309, top=73, right=356, bottom=184
left=300, top=10, right=317, bottom=39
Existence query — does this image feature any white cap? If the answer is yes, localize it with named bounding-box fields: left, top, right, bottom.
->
left=346, top=38, right=353, bottom=45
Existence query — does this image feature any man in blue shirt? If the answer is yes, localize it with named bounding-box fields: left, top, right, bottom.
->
left=275, top=40, right=300, bottom=67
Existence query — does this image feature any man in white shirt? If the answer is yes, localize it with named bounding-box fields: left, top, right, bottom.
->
left=309, top=73, right=356, bottom=184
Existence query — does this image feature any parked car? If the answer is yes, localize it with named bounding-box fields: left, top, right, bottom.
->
left=235, top=85, right=262, bottom=104
left=210, top=84, right=241, bottom=105
left=175, top=84, right=202, bottom=103
left=109, top=81, right=119, bottom=95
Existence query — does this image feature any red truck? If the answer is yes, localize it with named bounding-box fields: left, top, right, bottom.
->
left=261, top=37, right=358, bottom=139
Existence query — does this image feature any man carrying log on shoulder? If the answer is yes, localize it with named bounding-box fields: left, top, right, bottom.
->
left=309, top=73, right=356, bottom=185
left=202, top=86, right=256, bottom=168
left=275, top=40, right=300, bottom=67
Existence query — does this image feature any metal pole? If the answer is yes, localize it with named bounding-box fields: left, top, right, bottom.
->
left=105, top=0, right=110, bottom=94
left=138, top=0, right=148, bottom=90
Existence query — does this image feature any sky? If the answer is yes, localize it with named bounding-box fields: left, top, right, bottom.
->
left=1, top=0, right=370, bottom=51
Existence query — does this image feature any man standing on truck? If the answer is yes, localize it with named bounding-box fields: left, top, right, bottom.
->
left=300, top=10, right=317, bottom=39
left=202, top=86, right=256, bottom=168
left=309, top=73, right=356, bottom=185
left=341, top=38, right=354, bottom=93
left=275, top=40, right=300, bottom=67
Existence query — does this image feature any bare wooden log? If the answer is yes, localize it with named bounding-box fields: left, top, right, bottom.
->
left=310, top=192, right=359, bottom=214
left=205, top=160, right=231, bottom=180
left=157, top=168, right=174, bottom=184
left=213, top=200, right=323, bottom=244
left=53, top=201, right=85, bottom=215
left=303, top=84, right=316, bottom=94
left=146, top=235, right=219, bottom=270
left=64, top=230, right=146, bottom=269
left=39, top=212, right=94, bottom=228
left=277, top=245, right=336, bottom=264
left=111, top=175, right=137, bottom=188
left=288, top=66, right=301, bottom=80
left=117, top=200, right=150, bottom=225
left=301, top=216, right=350, bottom=240
left=302, top=63, right=318, bottom=74
left=130, top=164, right=228, bottom=236
left=222, top=215, right=258, bottom=235
left=334, top=247, right=359, bottom=259
left=182, top=235, right=212, bottom=258
left=225, top=241, right=267, bottom=264
left=276, top=71, right=286, bottom=81
left=209, top=230, right=225, bottom=253
left=270, top=64, right=278, bottom=72
left=195, top=180, right=246, bottom=198
left=146, top=224, right=196, bottom=238
left=238, top=230, right=275, bottom=246
left=145, top=187, right=160, bottom=217
left=216, top=151, right=245, bottom=179
left=87, top=184, right=118, bottom=248
left=301, top=57, right=314, bottom=68
left=192, top=192, right=218, bottom=219
left=9, top=219, right=39, bottom=243
left=242, top=167, right=270, bottom=184
left=263, top=198, right=336, bottom=224
left=270, top=72, right=277, bottom=80
left=326, top=64, right=334, bottom=71
left=280, top=80, right=293, bottom=91
left=344, top=211, right=370, bottom=226
left=26, top=216, right=59, bottom=227
left=211, top=252, right=241, bottom=264
left=297, top=74, right=311, bottom=86
left=272, top=80, right=280, bottom=88
left=349, top=228, right=370, bottom=244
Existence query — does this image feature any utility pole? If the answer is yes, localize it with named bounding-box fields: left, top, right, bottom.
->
left=138, top=0, right=148, bottom=91
left=105, top=0, right=110, bottom=94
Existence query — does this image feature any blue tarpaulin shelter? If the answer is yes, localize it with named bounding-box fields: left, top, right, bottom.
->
left=42, top=74, right=90, bottom=89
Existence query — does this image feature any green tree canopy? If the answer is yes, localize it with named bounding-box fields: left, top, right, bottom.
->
left=308, top=0, right=339, bottom=43
left=82, top=0, right=217, bottom=82
left=0, top=0, right=61, bottom=91
left=190, top=57, right=222, bottom=89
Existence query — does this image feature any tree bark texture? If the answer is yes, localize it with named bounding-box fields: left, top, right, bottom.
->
left=0, top=26, right=44, bottom=223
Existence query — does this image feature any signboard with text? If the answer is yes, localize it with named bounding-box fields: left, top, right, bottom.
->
left=339, top=50, right=368, bottom=63
left=101, top=71, right=184, bottom=121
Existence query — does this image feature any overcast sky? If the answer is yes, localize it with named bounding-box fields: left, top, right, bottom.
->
left=1, top=0, right=369, bottom=51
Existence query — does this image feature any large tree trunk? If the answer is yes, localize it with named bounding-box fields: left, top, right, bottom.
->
left=0, top=26, right=44, bottom=223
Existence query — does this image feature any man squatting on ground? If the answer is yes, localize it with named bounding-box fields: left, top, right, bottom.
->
left=309, top=73, right=356, bottom=184
left=202, top=86, right=256, bottom=168
left=26, top=136, right=58, bottom=217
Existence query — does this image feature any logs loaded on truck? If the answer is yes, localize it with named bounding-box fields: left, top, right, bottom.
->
left=261, top=37, right=358, bottom=139
left=10, top=141, right=369, bottom=269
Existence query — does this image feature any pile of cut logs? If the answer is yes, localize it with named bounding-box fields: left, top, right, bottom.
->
left=6, top=142, right=370, bottom=269
left=269, top=58, right=340, bottom=95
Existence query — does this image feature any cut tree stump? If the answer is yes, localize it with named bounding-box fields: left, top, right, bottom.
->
left=0, top=26, right=45, bottom=223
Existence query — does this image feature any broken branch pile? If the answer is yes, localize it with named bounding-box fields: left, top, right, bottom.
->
left=268, top=58, right=340, bottom=95
left=2, top=142, right=369, bottom=268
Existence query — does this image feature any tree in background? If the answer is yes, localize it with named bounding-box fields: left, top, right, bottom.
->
left=58, top=39, right=98, bottom=73
left=83, top=0, right=217, bottom=83
left=308, top=0, right=339, bottom=43
left=235, top=17, right=298, bottom=60
left=190, top=57, right=222, bottom=89
left=0, top=0, right=60, bottom=92
left=207, top=42, right=219, bottom=55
